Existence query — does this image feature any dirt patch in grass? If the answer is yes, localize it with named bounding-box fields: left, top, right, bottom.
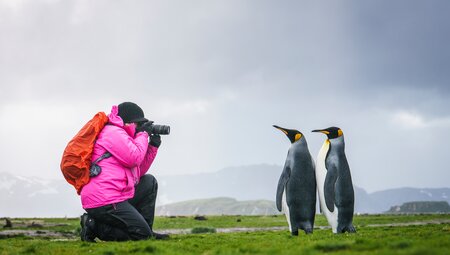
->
left=0, top=230, right=76, bottom=239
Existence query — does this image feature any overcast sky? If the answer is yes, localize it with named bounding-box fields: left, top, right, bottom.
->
left=0, top=0, right=449, bottom=192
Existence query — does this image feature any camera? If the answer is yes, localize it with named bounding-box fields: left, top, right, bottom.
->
left=148, top=123, right=170, bottom=135
left=138, top=121, right=170, bottom=135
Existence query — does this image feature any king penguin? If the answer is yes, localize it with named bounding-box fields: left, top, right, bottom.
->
left=273, top=125, right=316, bottom=235
left=312, top=127, right=356, bottom=233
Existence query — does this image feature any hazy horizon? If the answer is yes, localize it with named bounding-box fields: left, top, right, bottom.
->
left=1, top=168, right=449, bottom=217
left=1, top=162, right=448, bottom=194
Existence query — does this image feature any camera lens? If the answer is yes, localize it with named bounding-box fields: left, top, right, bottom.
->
left=150, top=124, right=170, bottom=135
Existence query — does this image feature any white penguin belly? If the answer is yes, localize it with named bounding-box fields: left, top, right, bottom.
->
left=316, top=140, right=338, bottom=233
left=282, top=188, right=292, bottom=232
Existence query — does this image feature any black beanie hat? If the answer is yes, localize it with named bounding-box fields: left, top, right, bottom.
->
left=118, top=102, right=148, bottom=124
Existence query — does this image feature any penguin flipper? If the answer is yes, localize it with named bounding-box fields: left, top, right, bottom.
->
left=276, top=164, right=291, bottom=212
left=324, top=164, right=338, bottom=212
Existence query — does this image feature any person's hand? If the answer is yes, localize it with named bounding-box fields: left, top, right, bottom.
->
left=149, top=134, right=161, bottom=148
left=136, top=121, right=153, bottom=134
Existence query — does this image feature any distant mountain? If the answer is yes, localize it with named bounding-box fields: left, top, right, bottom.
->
left=1, top=166, right=449, bottom=217
left=156, top=164, right=281, bottom=204
left=362, top=188, right=450, bottom=213
left=386, top=201, right=450, bottom=213
left=0, top=172, right=84, bottom=217
left=156, top=165, right=450, bottom=213
left=156, top=197, right=279, bottom=216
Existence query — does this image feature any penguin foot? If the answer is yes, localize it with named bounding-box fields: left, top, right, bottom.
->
left=304, top=228, right=313, bottom=235
left=339, top=225, right=357, bottom=233
left=291, top=230, right=299, bottom=236
left=346, top=225, right=357, bottom=233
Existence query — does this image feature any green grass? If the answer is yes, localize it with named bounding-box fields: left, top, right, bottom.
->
left=1, top=214, right=449, bottom=255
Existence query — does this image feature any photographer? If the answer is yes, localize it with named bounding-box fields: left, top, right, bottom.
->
left=79, top=102, right=169, bottom=242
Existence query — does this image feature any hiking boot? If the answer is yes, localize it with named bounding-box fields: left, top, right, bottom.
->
left=80, top=213, right=96, bottom=242
left=150, top=231, right=169, bottom=240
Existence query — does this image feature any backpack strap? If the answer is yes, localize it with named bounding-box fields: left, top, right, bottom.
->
left=92, top=152, right=112, bottom=164
left=89, top=152, right=112, bottom=177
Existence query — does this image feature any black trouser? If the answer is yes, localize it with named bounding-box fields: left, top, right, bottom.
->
left=86, top=174, right=158, bottom=241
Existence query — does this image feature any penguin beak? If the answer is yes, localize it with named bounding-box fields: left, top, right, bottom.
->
left=312, top=129, right=330, bottom=135
left=273, top=125, right=289, bottom=135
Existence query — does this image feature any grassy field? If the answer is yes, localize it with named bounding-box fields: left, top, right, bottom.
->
left=0, top=214, right=449, bottom=254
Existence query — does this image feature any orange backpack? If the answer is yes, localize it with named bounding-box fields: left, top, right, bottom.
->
left=60, top=112, right=109, bottom=194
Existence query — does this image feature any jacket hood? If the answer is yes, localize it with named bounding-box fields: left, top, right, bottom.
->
left=108, top=105, right=137, bottom=137
left=108, top=105, right=125, bottom=127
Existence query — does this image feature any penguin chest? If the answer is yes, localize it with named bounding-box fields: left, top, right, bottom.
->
left=316, top=140, right=338, bottom=231
left=316, top=140, right=330, bottom=195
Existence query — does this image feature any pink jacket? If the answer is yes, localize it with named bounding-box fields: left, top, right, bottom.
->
left=80, top=105, right=158, bottom=209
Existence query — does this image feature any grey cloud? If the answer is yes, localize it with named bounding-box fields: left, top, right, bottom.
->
left=0, top=1, right=449, bottom=192
left=344, top=1, right=450, bottom=92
